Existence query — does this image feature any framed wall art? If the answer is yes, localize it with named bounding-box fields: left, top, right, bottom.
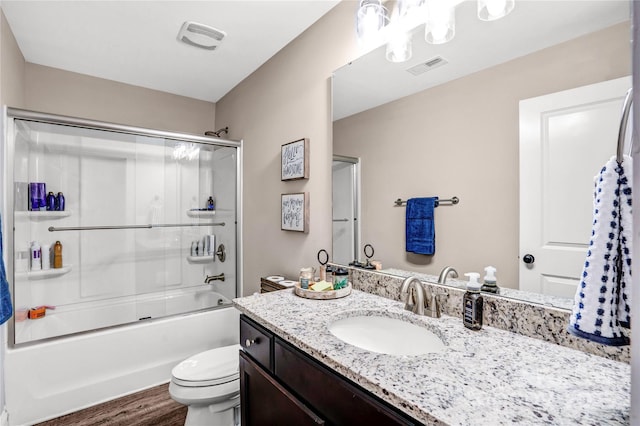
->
left=281, top=192, right=309, bottom=233
left=281, top=138, right=309, bottom=181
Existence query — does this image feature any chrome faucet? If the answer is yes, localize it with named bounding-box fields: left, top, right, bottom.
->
left=437, top=266, right=458, bottom=285
left=400, top=277, right=425, bottom=315
left=400, top=277, right=441, bottom=318
left=205, top=273, right=225, bottom=283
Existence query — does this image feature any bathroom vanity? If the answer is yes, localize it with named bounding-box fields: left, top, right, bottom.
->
left=239, top=315, right=416, bottom=425
left=234, top=289, right=630, bottom=425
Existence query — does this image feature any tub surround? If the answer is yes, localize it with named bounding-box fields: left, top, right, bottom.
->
left=233, top=289, right=630, bottom=425
left=346, top=267, right=630, bottom=363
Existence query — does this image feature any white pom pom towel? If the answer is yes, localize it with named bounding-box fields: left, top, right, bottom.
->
left=568, top=155, right=632, bottom=346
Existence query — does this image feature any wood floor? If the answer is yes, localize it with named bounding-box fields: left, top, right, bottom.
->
left=35, top=383, right=187, bottom=426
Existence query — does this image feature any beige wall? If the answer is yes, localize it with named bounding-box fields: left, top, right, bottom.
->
left=334, top=22, right=631, bottom=288
left=216, top=2, right=360, bottom=294
left=2, top=6, right=214, bottom=135
left=1, top=10, right=25, bottom=108
left=25, top=64, right=215, bottom=134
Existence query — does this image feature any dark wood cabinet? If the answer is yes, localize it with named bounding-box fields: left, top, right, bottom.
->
left=240, top=314, right=273, bottom=372
left=239, top=315, right=420, bottom=426
left=239, top=351, right=325, bottom=425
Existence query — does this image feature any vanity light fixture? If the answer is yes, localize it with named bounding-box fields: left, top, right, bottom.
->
left=177, top=21, right=226, bottom=51
left=357, top=0, right=515, bottom=63
left=356, top=0, right=389, bottom=44
left=477, top=0, right=515, bottom=21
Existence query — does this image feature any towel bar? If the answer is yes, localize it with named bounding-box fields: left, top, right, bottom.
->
left=48, top=222, right=225, bottom=232
left=616, top=88, right=633, bottom=163
left=394, top=197, right=459, bottom=207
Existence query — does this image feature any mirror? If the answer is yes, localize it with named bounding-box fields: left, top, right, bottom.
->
left=332, top=0, right=631, bottom=309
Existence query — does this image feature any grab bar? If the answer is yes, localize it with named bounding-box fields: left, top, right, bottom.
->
left=48, top=222, right=225, bottom=232
left=617, top=88, right=633, bottom=164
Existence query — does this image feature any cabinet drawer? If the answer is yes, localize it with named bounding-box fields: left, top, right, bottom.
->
left=240, top=315, right=273, bottom=372
left=274, top=338, right=417, bottom=425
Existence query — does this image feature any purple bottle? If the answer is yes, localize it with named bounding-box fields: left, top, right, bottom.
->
left=46, top=192, right=56, bottom=211
left=56, top=192, right=65, bottom=211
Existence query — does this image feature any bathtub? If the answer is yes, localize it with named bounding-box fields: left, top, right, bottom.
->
left=5, top=299, right=240, bottom=425
left=14, top=287, right=232, bottom=344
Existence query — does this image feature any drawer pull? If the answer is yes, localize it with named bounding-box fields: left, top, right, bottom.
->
left=245, top=337, right=260, bottom=347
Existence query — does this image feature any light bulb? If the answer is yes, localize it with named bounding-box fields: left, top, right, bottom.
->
left=362, top=8, right=379, bottom=33
left=486, top=0, right=507, bottom=17
left=425, top=1, right=455, bottom=44
left=386, top=32, right=412, bottom=63
left=478, top=0, right=514, bottom=21
left=357, top=0, right=387, bottom=42
left=430, top=24, right=448, bottom=42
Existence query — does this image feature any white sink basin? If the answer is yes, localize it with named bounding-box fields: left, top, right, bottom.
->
left=328, top=315, right=446, bottom=355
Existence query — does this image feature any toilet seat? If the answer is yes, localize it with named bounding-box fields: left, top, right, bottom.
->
left=171, top=344, right=240, bottom=388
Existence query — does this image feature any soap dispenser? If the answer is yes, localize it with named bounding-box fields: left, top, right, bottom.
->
left=463, top=272, right=483, bottom=330
left=481, top=266, right=499, bottom=294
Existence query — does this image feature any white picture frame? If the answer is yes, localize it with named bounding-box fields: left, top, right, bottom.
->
left=281, top=192, right=309, bottom=233
left=281, top=138, right=309, bottom=181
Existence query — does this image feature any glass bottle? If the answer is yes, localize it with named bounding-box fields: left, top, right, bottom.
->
left=299, top=267, right=314, bottom=289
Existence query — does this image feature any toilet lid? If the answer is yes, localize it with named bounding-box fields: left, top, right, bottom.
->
left=172, top=344, right=240, bottom=387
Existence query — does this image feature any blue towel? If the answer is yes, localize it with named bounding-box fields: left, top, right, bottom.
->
left=0, top=214, right=13, bottom=325
left=568, top=156, right=632, bottom=346
left=405, top=197, right=437, bottom=255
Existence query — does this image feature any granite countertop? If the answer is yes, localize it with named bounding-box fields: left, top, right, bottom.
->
left=233, top=289, right=630, bottom=425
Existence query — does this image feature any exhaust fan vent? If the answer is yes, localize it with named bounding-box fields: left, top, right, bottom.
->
left=177, top=21, right=226, bottom=51
left=406, top=56, right=448, bottom=76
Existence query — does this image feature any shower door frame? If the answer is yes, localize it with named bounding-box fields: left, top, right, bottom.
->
left=332, top=155, right=361, bottom=264
left=2, top=107, right=243, bottom=347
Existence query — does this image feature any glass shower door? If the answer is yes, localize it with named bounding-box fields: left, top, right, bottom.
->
left=8, top=113, right=240, bottom=345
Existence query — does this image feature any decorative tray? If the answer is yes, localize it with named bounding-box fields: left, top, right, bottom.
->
left=293, top=282, right=352, bottom=300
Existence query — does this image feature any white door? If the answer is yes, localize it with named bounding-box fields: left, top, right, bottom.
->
left=332, top=158, right=360, bottom=265
left=519, top=76, right=632, bottom=297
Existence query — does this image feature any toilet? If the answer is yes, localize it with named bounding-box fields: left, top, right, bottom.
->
left=169, top=344, right=241, bottom=426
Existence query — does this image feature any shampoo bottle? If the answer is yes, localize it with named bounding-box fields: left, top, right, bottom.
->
left=481, top=266, right=499, bottom=294
left=53, top=241, right=63, bottom=269
left=463, top=272, right=483, bottom=330
left=30, top=241, right=42, bottom=271
left=41, top=244, right=51, bottom=270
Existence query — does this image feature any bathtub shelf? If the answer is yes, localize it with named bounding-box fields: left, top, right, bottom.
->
left=187, top=256, right=214, bottom=264
left=16, top=265, right=72, bottom=280
left=187, top=210, right=216, bottom=218
left=15, top=211, right=71, bottom=220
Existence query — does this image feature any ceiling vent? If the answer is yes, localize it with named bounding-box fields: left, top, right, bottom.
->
left=406, top=57, right=448, bottom=76
left=177, top=21, right=226, bottom=51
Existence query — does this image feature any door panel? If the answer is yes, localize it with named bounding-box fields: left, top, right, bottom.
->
left=519, top=76, right=632, bottom=296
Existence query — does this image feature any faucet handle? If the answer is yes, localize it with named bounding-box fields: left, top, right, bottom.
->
left=427, top=292, right=441, bottom=318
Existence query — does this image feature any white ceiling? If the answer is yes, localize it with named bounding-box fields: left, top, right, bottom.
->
left=1, top=0, right=340, bottom=103
left=333, top=0, right=631, bottom=121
